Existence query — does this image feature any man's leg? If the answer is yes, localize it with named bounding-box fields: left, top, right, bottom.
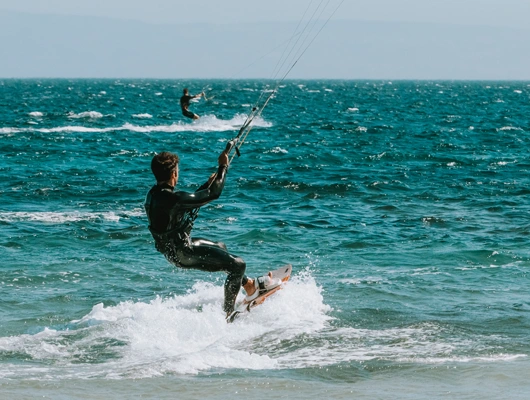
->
left=192, top=238, right=228, bottom=251
left=189, top=239, right=258, bottom=300
left=176, top=238, right=248, bottom=314
left=182, top=109, right=199, bottom=120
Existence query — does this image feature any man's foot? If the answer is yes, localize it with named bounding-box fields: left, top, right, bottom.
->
left=243, top=272, right=274, bottom=301
left=243, top=278, right=257, bottom=298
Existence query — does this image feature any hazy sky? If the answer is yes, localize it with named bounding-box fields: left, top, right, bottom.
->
left=2, top=0, right=530, bottom=28
left=1, top=0, right=529, bottom=79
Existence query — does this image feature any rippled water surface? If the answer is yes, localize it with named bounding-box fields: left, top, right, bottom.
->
left=1, top=79, right=529, bottom=399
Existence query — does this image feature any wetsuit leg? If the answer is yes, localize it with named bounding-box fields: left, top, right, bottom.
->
left=175, top=238, right=248, bottom=314
left=182, top=109, right=198, bottom=119
left=193, top=237, right=228, bottom=252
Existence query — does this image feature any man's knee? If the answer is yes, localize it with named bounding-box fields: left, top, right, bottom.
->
left=163, top=250, right=181, bottom=268
left=233, top=256, right=246, bottom=276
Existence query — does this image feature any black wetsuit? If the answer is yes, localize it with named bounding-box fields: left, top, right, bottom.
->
left=180, top=95, right=198, bottom=119
left=144, top=165, right=248, bottom=314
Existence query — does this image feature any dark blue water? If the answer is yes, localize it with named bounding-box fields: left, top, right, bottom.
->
left=1, top=79, right=529, bottom=399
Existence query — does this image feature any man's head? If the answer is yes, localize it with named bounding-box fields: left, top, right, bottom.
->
left=151, top=152, right=179, bottom=183
left=183, top=88, right=189, bottom=95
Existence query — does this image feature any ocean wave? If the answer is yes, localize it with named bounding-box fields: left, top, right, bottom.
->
left=0, top=210, right=144, bottom=223
left=132, top=113, right=153, bottom=119
left=29, top=111, right=44, bottom=118
left=0, top=267, right=523, bottom=380
left=0, top=127, right=22, bottom=134
left=67, top=111, right=105, bottom=119
left=274, top=322, right=527, bottom=369
left=0, top=114, right=272, bottom=134
left=267, top=147, right=288, bottom=154
left=0, top=270, right=330, bottom=379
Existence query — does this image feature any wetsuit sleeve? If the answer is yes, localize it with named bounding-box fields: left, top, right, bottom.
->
left=176, top=165, right=228, bottom=209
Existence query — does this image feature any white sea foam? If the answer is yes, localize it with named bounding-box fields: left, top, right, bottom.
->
left=67, top=111, right=104, bottom=119
left=40, top=125, right=111, bottom=133
left=0, top=268, right=525, bottom=380
left=0, top=271, right=330, bottom=379
left=132, top=113, right=153, bottom=119
left=29, top=111, right=44, bottom=117
left=268, top=146, right=288, bottom=154
left=347, top=107, right=359, bottom=112
left=0, top=210, right=144, bottom=223
left=181, top=114, right=272, bottom=133
left=0, top=114, right=272, bottom=135
left=0, top=127, right=22, bottom=134
left=274, top=322, right=527, bottom=369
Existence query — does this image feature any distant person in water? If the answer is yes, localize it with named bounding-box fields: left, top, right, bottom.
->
left=180, top=88, right=204, bottom=120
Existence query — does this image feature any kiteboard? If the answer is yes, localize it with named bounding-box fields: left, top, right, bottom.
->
left=227, top=264, right=292, bottom=323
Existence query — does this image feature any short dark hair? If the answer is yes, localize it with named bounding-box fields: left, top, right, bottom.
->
left=183, top=88, right=188, bottom=95
left=151, top=152, right=179, bottom=182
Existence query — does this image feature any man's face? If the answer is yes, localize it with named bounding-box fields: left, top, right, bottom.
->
left=174, top=165, right=179, bottom=184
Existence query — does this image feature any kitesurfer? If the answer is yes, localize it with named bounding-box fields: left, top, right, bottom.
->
left=144, top=150, right=258, bottom=316
left=180, top=88, right=203, bottom=120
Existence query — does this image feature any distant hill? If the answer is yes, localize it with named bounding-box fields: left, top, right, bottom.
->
left=1, top=10, right=529, bottom=79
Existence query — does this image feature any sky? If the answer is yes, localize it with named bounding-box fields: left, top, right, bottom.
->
left=1, top=0, right=530, bottom=79
left=2, top=0, right=530, bottom=28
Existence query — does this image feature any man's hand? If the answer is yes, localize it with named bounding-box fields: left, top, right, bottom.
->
left=205, top=151, right=228, bottom=187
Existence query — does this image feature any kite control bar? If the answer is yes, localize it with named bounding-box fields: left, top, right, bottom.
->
left=223, top=106, right=259, bottom=162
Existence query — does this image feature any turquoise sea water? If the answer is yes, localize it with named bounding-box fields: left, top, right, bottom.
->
left=1, top=79, right=529, bottom=399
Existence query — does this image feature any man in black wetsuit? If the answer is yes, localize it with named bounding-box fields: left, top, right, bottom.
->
left=180, top=88, right=203, bottom=120
left=144, top=150, right=257, bottom=316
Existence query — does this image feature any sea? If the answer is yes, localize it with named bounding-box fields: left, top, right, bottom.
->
left=1, top=79, right=529, bottom=399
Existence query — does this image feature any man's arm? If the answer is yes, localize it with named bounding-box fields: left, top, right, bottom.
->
left=178, top=150, right=229, bottom=208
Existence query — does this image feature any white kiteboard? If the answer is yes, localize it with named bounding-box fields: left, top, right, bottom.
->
left=227, top=264, right=292, bottom=323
